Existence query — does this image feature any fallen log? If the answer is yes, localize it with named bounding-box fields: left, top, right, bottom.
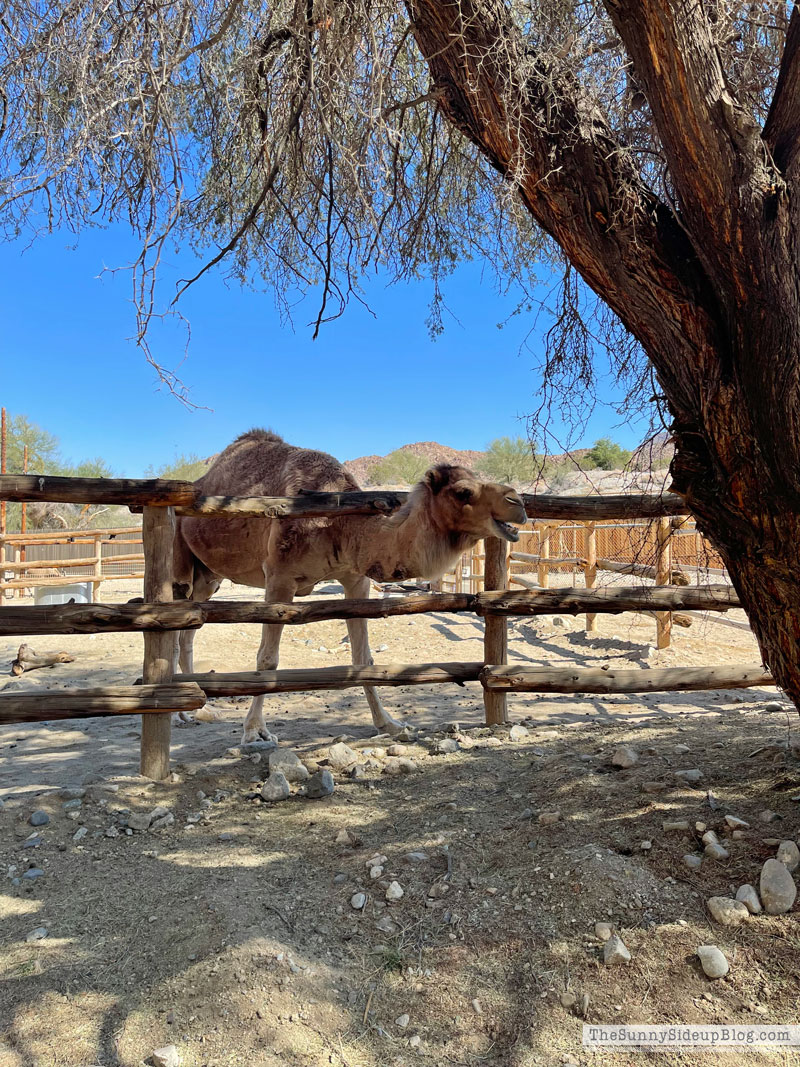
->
left=595, top=558, right=690, bottom=585
left=480, top=664, right=774, bottom=693
left=0, top=682, right=206, bottom=723
left=0, top=585, right=741, bottom=636
left=11, top=643, right=75, bottom=676
left=184, top=662, right=485, bottom=696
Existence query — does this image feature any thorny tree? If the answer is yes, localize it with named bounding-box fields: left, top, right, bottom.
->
left=3, top=2, right=800, bottom=703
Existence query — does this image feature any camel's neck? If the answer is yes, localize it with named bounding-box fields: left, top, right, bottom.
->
left=344, top=509, right=475, bottom=583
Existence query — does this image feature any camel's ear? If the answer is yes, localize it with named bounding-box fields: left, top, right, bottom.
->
left=451, top=480, right=476, bottom=503
left=424, top=466, right=452, bottom=495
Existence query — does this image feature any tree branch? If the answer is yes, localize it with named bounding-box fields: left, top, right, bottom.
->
left=763, top=6, right=800, bottom=174
left=405, top=0, right=721, bottom=421
left=602, top=0, right=770, bottom=300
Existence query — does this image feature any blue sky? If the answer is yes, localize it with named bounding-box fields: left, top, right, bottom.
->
left=1, top=226, right=641, bottom=476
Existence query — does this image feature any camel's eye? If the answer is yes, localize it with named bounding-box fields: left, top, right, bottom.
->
left=505, top=494, right=520, bottom=505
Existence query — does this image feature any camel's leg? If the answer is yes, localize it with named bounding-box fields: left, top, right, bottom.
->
left=342, top=575, right=409, bottom=736
left=242, top=576, right=296, bottom=744
left=174, top=568, right=222, bottom=725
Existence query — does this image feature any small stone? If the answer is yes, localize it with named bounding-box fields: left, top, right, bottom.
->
left=674, top=744, right=691, bottom=754
left=641, top=781, right=666, bottom=794
left=383, top=757, right=418, bottom=776
left=765, top=701, right=786, bottom=713
left=611, top=745, right=638, bottom=769
left=127, top=811, right=152, bottom=832
left=149, top=811, right=174, bottom=831
left=408, top=1035, right=421, bottom=1048
left=509, top=724, right=529, bottom=741
left=152, top=1046, right=181, bottom=1067
left=241, top=739, right=277, bottom=754
left=759, top=809, right=781, bottom=823
left=403, top=851, right=430, bottom=864
left=594, top=922, right=613, bottom=941
left=538, top=811, right=561, bottom=825
left=603, top=935, right=631, bottom=966
left=29, top=811, right=49, bottom=827
left=327, top=742, right=359, bottom=770
left=777, top=840, right=800, bottom=872
left=370, top=866, right=384, bottom=879
left=22, top=868, right=44, bottom=880
left=59, top=787, right=86, bottom=800
left=559, top=991, right=577, bottom=1010
left=639, top=840, right=652, bottom=851
left=704, top=842, right=730, bottom=860
left=662, top=820, right=691, bottom=832
left=268, top=749, right=310, bottom=783
left=260, top=772, right=291, bottom=802
left=472, top=999, right=482, bottom=1014
left=305, top=770, right=335, bottom=799
left=697, top=945, right=729, bottom=979
left=724, top=815, right=750, bottom=830
left=759, top=858, right=797, bottom=914
left=350, top=892, right=366, bottom=910
left=706, top=897, right=749, bottom=926
left=683, top=854, right=703, bottom=870
left=674, top=769, right=703, bottom=784
left=375, top=915, right=399, bottom=934
left=386, top=744, right=404, bottom=756
left=62, top=798, right=82, bottom=812
left=105, top=826, right=119, bottom=838
left=431, top=738, right=459, bottom=756
left=72, top=826, right=88, bottom=842
left=386, top=881, right=404, bottom=901
left=22, top=835, right=42, bottom=849
left=25, top=926, right=48, bottom=941
left=396, top=1014, right=410, bottom=1029
left=735, top=884, right=762, bottom=914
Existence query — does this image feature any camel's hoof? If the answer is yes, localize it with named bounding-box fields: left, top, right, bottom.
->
left=194, top=705, right=222, bottom=723
left=242, top=728, right=279, bottom=747
left=379, top=720, right=415, bottom=739
left=174, top=712, right=198, bottom=727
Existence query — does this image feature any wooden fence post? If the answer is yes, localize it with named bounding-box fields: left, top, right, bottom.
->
left=584, top=522, right=598, bottom=633
left=92, top=532, right=103, bottom=603
left=655, top=516, right=673, bottom=649
left=537, top=523, right=551, bottom=588
left=483, top=536, right=508, bottom=725
left=140, top=506, right=174, bottom=780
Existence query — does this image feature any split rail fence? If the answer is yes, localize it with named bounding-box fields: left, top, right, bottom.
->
left=0, top=474, right=775, bottom=781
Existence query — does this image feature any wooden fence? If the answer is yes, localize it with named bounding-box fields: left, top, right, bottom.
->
left=0, top=527, right=144, bottom=600
left=0, top=474, right=773, bottom=782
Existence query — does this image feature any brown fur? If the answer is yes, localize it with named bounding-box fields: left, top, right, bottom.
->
left=173, top=430, right=527, bottom=739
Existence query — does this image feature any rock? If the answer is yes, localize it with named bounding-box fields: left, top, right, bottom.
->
left=127, top=811, right=153, bottom=832
left=431, top=738, right=459, bottom=756
left=674, top=744, right=691, bottom=755
left=386, top=881, right=404, bottom=901
left=375, top=915, right=399, bottom=934
left=559, top=991, right=577, bottom=1010
left=369, top=866, right=384, bottom=879
left=403, top=851, right=430, bottom=864
left=704, top=841, right=730, bottom=860
left=383, top=757, right=419, bottom=776
left=674, top=769, right=703, bottom=784
left=59, top=787, right=86, bottom=800
left=602, top=935, right=631, bottom=966
left=25, top=927, right=48, bottom=942
left=706, top=897, right=749, bottom=926
left=408, top=1035, right=421, bottom=1048
left=662, top=820, right=691, bottom=832
left=509, top=724, right=529, bottom=741
left=759, top=858, right=797, bottom=914
left=395, top=1014, right=410, bottom=1029
left=29, top=811, right=49, bottom=827
left=268, top=749, right=310, bottom=783
left=386, top=744, right=405, bottom=756
left=594, top=922, right=613, bottom=941
left=23, top=835, right=42, bottom=849
left=697, top=945, right=729, bottom=979
left=152, top=1046, right=181, bottom=1067
left=327, top=742, right=359, bottom=770
left=350, top=892, right=366, bottom=910
left=777, top=840, right=800, bottom=872
left=260, top=772, right=291, bottom=802
left=538, top=811, right=561, bottom=825
left=62, top=799, right=82, bottom=812
left=305, top=770, right=335, bottom=799
left=759, top=809, right=781, bottom=823
left=641, top=781, right=666, bottom=794
left=611, top=745, right=638, bottom=769
left=241, top=739, right=277, bottom=754
left=765, top=701, right=786, bottom=713
left=683, top=854, right=703, bottom=870
left=72, top=826, right=88, bottom=842
left=149, top=811, right=174, bottom=831
left=724, top=815, right=750, bottom=830
left=735, top=884, right=762, bottom=914
left=22, top=868, right=44, bottom=880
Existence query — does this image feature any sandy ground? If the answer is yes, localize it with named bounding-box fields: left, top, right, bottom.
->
left=1, top=579, right=799, bottom=1067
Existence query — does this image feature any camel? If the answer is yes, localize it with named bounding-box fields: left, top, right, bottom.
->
left=172, top=429, right=527, bottom=740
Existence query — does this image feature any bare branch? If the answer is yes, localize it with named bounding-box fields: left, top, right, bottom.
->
left=763, top=6, right=800, bottom=173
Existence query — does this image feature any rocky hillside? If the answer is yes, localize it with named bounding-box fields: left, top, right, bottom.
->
left=343, top=441, right=485, bottom=486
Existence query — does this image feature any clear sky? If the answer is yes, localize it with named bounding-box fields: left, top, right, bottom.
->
left=0, top=225, right=642, bottom=476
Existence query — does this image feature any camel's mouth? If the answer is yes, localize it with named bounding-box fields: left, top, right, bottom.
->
left=492, top=518, right=521, bottom=543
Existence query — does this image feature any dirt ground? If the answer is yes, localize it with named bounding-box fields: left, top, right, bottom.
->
left=1, top=579, right=799, bottom=1067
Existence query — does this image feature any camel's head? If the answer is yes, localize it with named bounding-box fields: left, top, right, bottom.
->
left=421, top=465, right=527, bottom=543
